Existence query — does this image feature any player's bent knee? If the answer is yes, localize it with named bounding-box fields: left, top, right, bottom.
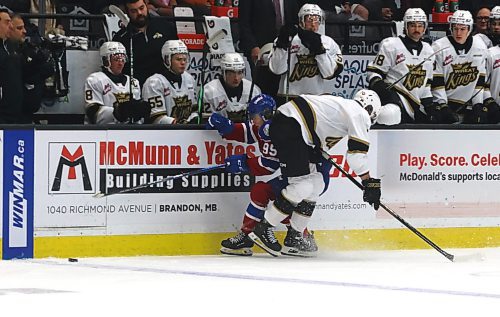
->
left=250, top=181, right=274, bottom=206
left=273, top=190, right=297, bottom=216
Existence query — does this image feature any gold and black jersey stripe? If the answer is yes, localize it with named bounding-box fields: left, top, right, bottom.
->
left=289, top=96, right=320, bottom=147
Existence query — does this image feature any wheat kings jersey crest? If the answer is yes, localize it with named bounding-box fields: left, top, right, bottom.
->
left=278, top=94, right=371, bottom=176
left=203, top=78, right=261, bottom=122
left=484, top=45, right=500, bottom=103
left=431, top=36, right=488, bottom=107
left=367, top=36, right=434, bottom=116
left=269, top=34, right=343, bottom=96
left=84, top=71, right=141, bottom=124
left=142, top=72, right=196, bottom=124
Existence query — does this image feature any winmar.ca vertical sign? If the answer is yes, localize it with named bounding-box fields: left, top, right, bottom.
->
left=2, top=130, right=34, bottom=259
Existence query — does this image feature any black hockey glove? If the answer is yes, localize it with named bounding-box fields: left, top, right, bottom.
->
left=485, top=98, right=500, bottom=124
left=276, top=24, right=298, bottom=49
left=471, top=103, right=488, bottom=124
left=113, top=101, right=133, bottom=122
left=128, top=100, right=151, bottom=121
left=362, top=178, right=381, bottom=211
left=424, top=103, right=441, bottom=124
left=298, top=28, right=325, bottom=55
left=439, top=104, right=459, bottom=124
left=369, top=77, right=393, bottom=103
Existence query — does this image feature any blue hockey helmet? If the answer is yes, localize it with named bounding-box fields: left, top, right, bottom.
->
left=248, top=94, right=276, bottom=121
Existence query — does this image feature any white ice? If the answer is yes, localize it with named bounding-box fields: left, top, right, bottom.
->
left=1, top=248, right=500, bottom=316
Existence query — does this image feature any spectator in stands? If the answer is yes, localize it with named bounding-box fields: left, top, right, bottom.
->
left=0, top=9, right=24, bottom=123
left=8, top=14, right=54, bottom=123
left=475, top=7, right=491, bottom=34
left=203, top=52, right=261, bottom=122
left=473, top=7, right=494, bottom=47
left=112, top=0, right=178, bottom=87
left=142, top=40, right=198, bottom=124
left=84, top=41, right=149, bottom=124
left=239, top=0, right=300, bottom=99
left=268, top=3, right=343, bottom=104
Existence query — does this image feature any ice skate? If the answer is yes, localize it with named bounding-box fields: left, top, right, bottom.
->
left=281, top=226, right=318, bottom=257
left=248, top=220, right=281, bottom=257
left=220, top=231, right=254, bottom=256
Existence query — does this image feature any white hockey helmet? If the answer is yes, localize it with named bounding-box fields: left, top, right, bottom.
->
left=403, top=8, right=427, bottom=32
left=161, top=40, right=189, bottom=72
left=220, top=53, right=245, bottom=72
left=220, top=52, right=246, bottom=81
left=491, top=6, right=500, bottom=20
left=99, top=41, right=127, bottom=69
left=449, top=10, right=474, bottom=36
left=298, top=3, right=324, bottom=29
left=353, top=89, right=382, bottom=124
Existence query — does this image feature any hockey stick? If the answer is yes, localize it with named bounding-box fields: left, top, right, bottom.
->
left=197, top=29, right=227, bottom=123
left=285, top=41, right=292, bottom=102
left=109, top=5, right=129, bottom=27
left=320, top=150, right=455, bottom=262
left=386, top=46, right=449, bottom=90
left=94, top=164, right=225, bottom=198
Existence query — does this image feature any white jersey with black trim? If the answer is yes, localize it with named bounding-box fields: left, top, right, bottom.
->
left=278, top=94, right=371, bottom=176
left=367, top=36, right=434, bottom=113
left=142, top=72, right=196, bottom=124
left=203, top=78, right=261, bottom=122
left=484, top=45, right=500, bottom=103
left=268, top=34, right=343, bottom=96
left=432, top=36, right=488, bottom=106
left=474, top=33, right=493, bottom=49
left=84, top=71, right=141, bottom=124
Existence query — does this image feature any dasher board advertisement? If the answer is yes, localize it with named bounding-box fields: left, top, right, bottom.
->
left=377, top=129, right=500, bottom=227
left=2, top=130, right=34, bottom=260
left=34, top=130, right=257, bottom=236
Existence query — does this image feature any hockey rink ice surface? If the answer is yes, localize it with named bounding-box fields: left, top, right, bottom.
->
left=1, top=248, right=500, bottom=316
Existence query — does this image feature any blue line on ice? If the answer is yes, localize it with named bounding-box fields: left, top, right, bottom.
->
left=31, top=259, right=500, bottom=300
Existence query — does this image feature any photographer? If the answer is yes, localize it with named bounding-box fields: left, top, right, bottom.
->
left=8, top=14, right=54, bottom=123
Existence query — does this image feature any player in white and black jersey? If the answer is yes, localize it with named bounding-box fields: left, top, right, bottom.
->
left=482, top=6, right=500, bottom=123
left=84, top=41, right=149, bottom=124
left=432, top=10, right=489, bottom=124
left=142, top=40, right=198, bottom=124
left=249, top=90, right=382, bottom=257
left=203, top=52, right=261, bottom=122
left=367, top=8, right=438, bottom=124
left=268, top=3, right=343, bottom=104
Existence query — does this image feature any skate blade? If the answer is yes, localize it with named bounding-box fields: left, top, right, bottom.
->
left=248, top=232, right=281, bottom=257
left=220, top=247, right=253, bottom=256
left=281, top=246, right=317, bottom=258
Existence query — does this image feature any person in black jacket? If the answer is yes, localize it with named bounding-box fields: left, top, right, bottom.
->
left=8, top=14, right=54, bottom=123
left=112, top=0, right=178, bottom=87
left=0, top=9, right=24, bottom=124
left=239, top=0, right=299, bottom=98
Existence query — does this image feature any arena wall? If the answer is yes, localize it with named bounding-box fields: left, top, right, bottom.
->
left=1, top=127, right=500, bottom=259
